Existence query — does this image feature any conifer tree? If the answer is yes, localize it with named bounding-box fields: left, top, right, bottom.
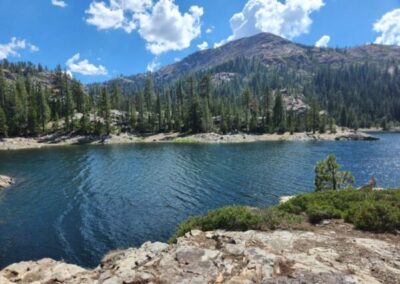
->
left=0, top=105, right=7, bottom=137
left=37, top=87, right=51, bottom=133
left=242, top=89, right=251, bottom=132
left=273, top=92, right=285, bottom=133
left=100, top=87, right=111, bottom=135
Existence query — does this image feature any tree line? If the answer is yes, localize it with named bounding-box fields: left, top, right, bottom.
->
left=1, top=58, right=399, bottom=137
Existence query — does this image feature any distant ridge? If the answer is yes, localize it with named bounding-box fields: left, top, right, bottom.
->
left=96, top=32, right=400, bottom=90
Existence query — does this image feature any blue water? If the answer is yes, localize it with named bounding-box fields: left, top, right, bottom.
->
left=0, top=132, right=399, bottom=268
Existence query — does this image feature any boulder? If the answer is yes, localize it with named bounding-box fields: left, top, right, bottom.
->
left=0, top=175, right=13, bottom=189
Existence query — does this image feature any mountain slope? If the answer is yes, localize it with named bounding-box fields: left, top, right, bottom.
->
left=102, top=32, right=400, bottom=90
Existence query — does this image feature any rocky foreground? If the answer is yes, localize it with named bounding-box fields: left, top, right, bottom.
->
left=1, top=221, right=399, bottom=284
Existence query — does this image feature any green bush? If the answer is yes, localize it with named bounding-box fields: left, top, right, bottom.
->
left=306, top=204, right=342, bottom=224
left=348, top=201, right=400, bottom=232
left=280, top=189, right=400, bottom=231
left=260, top=207, right=304, bottom=229
left=171, top=206, right=262, bottom=242
left=171, top=189, right=400, bottom=242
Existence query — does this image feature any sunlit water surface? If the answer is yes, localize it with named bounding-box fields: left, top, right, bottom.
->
left=0, top=132, right=399, bottom=268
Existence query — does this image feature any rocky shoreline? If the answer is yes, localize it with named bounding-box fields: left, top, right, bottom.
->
left=0, top=129, right=378, bottom=151
left=1, top=221, right=399, bottom=283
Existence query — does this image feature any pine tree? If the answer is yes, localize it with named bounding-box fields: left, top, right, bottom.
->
left=71, top=81, right=86, bottom=113
left=27, top=103, right=39, bottom=136
left=80, top=110, right=91, bottom=134
left=13, top=79, right=28, bottom=135
left=315, top=155, right=354, bottom=191
left=201, top=100, right=212, bottom=132
left=199, top=75, right=212, bottom=109
left=187, top=76, right=201, bottom=133
left=129, top=103, right=137, bottom=131
left=111, top=82, right=122, bottom=110
left=156, top=92, right=162, bottom=132
left=177, top=81, right=185, bottom=128
left=165, top=90, right=173, bottom=131
left=310, top=97, right=320, bottom=134
left=100, top=87, right=111, bottom=135
left=37, top=87, right=51, bottom=133
left=137, top=92, right=146, bottom=132
left=242, top=89, right=251, bottom=132
left=340, top=106, right=348, bottom=127
left=0, top=105, right=7, bottom=137
left=64, top=89, right=75, bottom=131
left=0, top=67, right=6, bottom=108
left=263, top=87, right=272, bottom=133
left=273, top=92, right=285, bottom=133
left=144, top=78, right=154, bottom=113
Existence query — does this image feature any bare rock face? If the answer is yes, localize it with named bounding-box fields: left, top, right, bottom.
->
left=0, top=175, right=13, bottom=189
left=1, top=228, right=399, bottom=283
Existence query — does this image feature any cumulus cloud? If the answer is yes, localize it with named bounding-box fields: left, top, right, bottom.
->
left=218, top=0, right=324, bottom=46
left=206, top=27, right=213, bottom=34
left=66, top=53, right=108, bottom=76
left=0, top=37, right=39, bottom=60
left=374, top=9, right=400, bottom=46
left=86, top=1, right=131, bottom=32
left=137, top=0, right=203, bottom=54
left=85, top=0, right=204, bottom=54
left=197, top=41, right=208, bottom=50
left=51, top=0, right=67, bottom=8
left=315, top=35, right=330, bottom=47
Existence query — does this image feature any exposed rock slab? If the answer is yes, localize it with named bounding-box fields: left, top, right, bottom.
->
left=1, top=224, right=399, bottom=283
left=0, top=175, right=13, bottom=189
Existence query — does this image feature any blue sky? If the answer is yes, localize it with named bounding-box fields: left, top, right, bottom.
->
left=0, top=0, right=399, bottom=83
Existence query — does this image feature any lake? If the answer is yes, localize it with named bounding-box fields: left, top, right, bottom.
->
left=0, top=132, right=400, bottom=268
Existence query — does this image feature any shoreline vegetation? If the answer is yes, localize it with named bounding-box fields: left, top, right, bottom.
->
left=171, top=155, right=399, bottom=241
left=0, top=128, right=378, bottom=151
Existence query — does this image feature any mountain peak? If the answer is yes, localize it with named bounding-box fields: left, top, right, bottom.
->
left=109, top=32, right=400, bottom=89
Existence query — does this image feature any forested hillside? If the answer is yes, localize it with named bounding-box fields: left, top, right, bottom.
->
left=1, top=32, right=400, bottom=138
left=0, top=60, right=88, bottom=137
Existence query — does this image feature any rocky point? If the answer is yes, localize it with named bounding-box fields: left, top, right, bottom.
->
left=0, top=221, right=399, bottom=283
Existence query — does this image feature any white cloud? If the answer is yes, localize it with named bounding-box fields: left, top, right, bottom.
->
left=219, top=0, right=324, bottom=45
left=197, top=41, right=208, bottom=50
left=0, top=37, right=39, bottom=60
left=51, top=0, right=67, bottom=8
left=66, top=53, right=108, bottom=76
left=146, top=57, right=160, bottom=72
left=213, top=40, right=225, bottom=49
left=137, top=0, right=203, bottom=54
left=86, top=1, right=131, bottom=32
left=374, top=9, right=400, bottom=45
left=315, top=35, right=330, bottom=47
left=85, top=0, right=204, bottom=54
left=118, top=0, right=153, bottom=12
left=206, top=27, right=213, bottom=34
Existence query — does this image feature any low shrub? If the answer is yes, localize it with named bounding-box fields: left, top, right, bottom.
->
left=280, top=189, right=400, bottom=231
left=170, top=189, right=400, bottom=242
left=348, top=201, right=400, bottom=232
left=306, top=204, right=342, bottom=224
left=170, top=206, right=262, bottom=242
left=260, top=207, right=305, bottom=229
